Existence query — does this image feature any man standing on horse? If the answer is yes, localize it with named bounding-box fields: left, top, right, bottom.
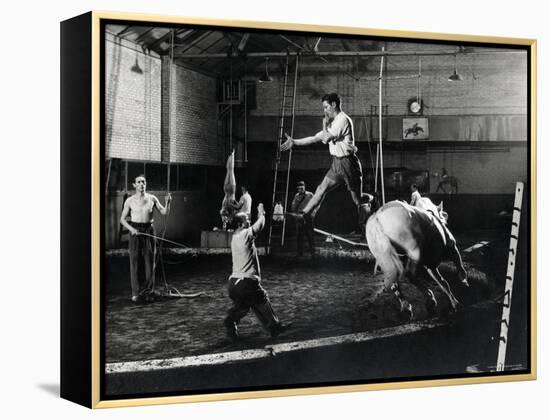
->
left=280, top=93, right=373, bottom=230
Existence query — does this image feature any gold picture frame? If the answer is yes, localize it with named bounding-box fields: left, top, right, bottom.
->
left=60, top=11, right=537, bottom=408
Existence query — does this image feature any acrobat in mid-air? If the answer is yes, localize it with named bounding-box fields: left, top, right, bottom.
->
left=220, top=150, right=241, bottom=229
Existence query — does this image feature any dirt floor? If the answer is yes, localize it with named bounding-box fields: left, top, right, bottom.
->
left=104, top=229, right=515, bottom=365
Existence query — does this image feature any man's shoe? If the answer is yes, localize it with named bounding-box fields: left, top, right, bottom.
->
left=270, top=322, right=292, bottom=338
left=131, top=295, right=143, bottom=304
left=224, top=317, right=239, bottom=341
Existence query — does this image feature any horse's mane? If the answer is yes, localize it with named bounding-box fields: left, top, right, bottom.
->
left=416, top=197, right=448, bottom=225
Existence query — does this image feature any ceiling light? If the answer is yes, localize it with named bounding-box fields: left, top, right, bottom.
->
left=448, top=54, right=463, bottom=82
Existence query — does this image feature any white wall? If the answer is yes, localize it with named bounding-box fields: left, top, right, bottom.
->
left=2, top=1, right=546, bottom=420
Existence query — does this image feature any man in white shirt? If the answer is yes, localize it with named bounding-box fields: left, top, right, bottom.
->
left=224, top=203, right=291, bottom=340
left=410, top=184, right=422, bottom=207
left=280, top=93, right=373, bottom=228
left=237, top=184, right=252, bottom=220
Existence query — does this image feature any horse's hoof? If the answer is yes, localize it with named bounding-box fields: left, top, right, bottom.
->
left=426, top=293, right=438, bottom=317
left=449, top=301, right=464, bottom=314
left=401, top=303, right=414, bottom=320
left=426, top=300, right=437, bottom=316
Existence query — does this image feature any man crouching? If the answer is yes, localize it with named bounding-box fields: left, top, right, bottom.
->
left=224, top=203, right=291, bottom=340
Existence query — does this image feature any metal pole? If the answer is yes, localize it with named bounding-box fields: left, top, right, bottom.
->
left=124, top=161, right=128, bottom=192
left=168, top=29, right=175, bottom=192
left=378, top=48, right=386, bottom=205
left=105, top=158, right=112, bottom=193
left=244, top=81, right=248, bottom=162
left=374, top=144, right=379, bottom=194
left=282, top=54, right=299, bottom=247
left=229, top=58, right=233, bottom=153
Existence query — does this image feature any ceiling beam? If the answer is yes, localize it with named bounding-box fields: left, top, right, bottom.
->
left=279, top=34, right=306, bottom=52
left=175, top=49, right=525, bottom=59
left=133, top=27, right=155, bottom=46
left=237, top=33, right=250, bottom=51
left=313, top=37, right=322, bottom=52
left=149, top=29, right=195, bottom=52
left=116, top=26, right=132, bottom=37
left=173, top=31, right=212, bottom=55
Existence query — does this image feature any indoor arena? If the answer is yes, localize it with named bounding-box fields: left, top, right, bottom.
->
left=102, top=22, right=531, bottom=397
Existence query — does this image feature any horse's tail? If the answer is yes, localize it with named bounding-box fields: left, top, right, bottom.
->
left=366, top=214, right=404, bottom=289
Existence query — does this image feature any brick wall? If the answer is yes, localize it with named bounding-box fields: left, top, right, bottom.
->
left=105, top=33, right=162, bottom=161
left=168, top=64, right=222, bottom=165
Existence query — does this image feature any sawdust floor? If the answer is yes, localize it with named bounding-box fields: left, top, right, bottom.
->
left=104, top=235, right=499, bottom=364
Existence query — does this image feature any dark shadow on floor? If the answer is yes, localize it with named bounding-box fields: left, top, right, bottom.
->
left=37, top=383, right=59, bottom=397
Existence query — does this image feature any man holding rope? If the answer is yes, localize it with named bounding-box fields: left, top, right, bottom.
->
left=280, top=93, right=373, bottom=231
left=120, top=174, right=172, bottom=303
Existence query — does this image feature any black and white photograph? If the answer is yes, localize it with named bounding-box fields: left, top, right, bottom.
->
left=6, top=0, right=550, bottom=417
left=99, top=15, right=533, bottom=402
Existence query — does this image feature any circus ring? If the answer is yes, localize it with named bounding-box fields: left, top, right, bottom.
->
left=103, top=229, right=528, bottom=398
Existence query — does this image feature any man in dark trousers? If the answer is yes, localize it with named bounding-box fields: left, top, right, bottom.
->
left=224, top=203, right=291, bottom=340
left=280, top=92, right=373, bottom=229
left=119, top=174, right=171, bottom=303
left=291, top=181, right=315, bottom=257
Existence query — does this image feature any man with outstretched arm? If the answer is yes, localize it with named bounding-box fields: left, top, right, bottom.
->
left=224, top=203, right=291, bottom=340
left=280, top=92, right=373, bottom=230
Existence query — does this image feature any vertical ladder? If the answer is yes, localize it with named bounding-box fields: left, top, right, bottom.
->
left=268, top=53, right=299, bottom=251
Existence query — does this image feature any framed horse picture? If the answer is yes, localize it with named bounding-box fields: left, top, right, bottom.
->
left=403, top=117, right=429, bottom=140
left=60, top=10, right=537, bottom=409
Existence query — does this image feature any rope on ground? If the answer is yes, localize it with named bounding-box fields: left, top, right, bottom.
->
left=136, top=232, right=207, bottom=299
left=283, top=212, right=369, bottom=249
left=136, top=232, right=190, bottom=249
left=314, top=228, right=369, bottom=248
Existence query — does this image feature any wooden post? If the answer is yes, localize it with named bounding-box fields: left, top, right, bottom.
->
left=496, top=182, right=524, bottom=371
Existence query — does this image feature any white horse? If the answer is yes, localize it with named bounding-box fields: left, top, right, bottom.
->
left=366, top=199, right=467, bottom=319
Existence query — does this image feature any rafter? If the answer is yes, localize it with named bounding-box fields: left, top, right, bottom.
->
left=237, top=33, right=250, bottom=51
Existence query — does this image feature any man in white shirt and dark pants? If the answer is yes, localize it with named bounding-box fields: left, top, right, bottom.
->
left=281, top=93, right=373, bottom=230
left=237, top=184, right=252, bottom=220
left=224, top=203, right=290, bottom=340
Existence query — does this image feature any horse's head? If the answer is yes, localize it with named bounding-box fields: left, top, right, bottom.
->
left=437, top=202, right=449, bottom=224
left=417, top=197, right=448, bottom=224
